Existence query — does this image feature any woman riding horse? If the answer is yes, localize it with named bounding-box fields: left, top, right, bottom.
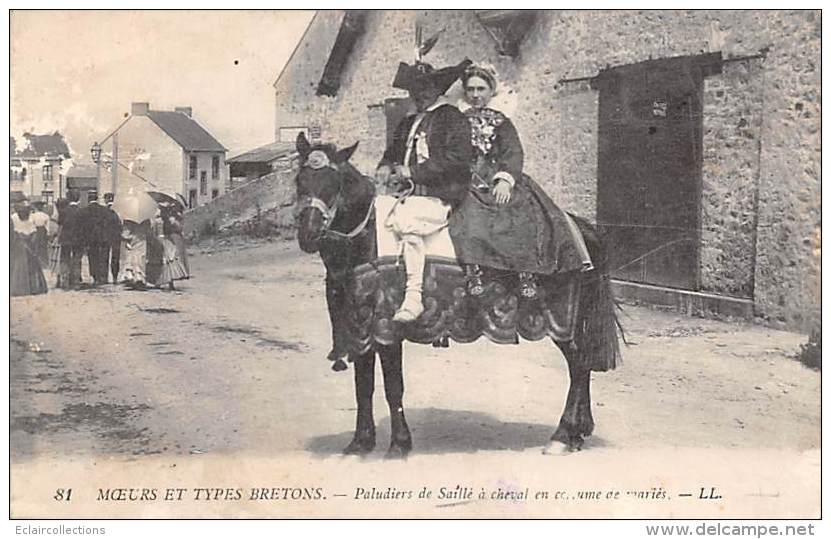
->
left=449, top=63, right=594, bottom=298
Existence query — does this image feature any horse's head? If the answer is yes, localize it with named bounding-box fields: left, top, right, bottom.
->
left=294, top=132, right=360, bottom=253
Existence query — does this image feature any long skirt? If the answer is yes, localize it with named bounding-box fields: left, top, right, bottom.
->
left=120, top=237, right=148, bottom=286
left=170, top=233, right=190, bottom=278
left=448, top=175, right=586, bottom=275
left=157, top=237, right=189, bottom=286
left=11, top=232, right=48, bottom=297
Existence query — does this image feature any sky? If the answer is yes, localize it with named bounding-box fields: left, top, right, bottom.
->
left=10, top=10, right=315, bottom=160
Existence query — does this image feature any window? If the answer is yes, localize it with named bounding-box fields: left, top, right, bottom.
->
left=42, top=164, right=53, bottom=184
left=188, top=189, right=197, bottom=208
left=212, top=155, right=220, bottom=180
left=190, top=155, right=198, bottom=180
left=211, top=189, right=219, bottom=200
left=41, top=191, right=54, bottom=204
left=200, top=171, right=207, bottom=195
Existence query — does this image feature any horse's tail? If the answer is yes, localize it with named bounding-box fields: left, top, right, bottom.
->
left=570, top=214, right=622, bottom=372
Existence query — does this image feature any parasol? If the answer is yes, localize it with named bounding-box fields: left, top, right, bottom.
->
left=112, top=191, right=158, bottom=223
left=146, top=191, right=186, bottom=210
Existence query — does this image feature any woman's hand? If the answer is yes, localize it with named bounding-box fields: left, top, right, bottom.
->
left=492, top=179, right=512, bottom=205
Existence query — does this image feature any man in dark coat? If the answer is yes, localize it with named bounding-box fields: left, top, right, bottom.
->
left=80, top=194, right=111, bottom=286
left=103, top=193, right=122, bottom=283
left=58, top=192, right=83, bottom=289
left=375, top=59, right=474, bottom=322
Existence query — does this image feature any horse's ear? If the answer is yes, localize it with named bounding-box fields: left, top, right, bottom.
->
left=334, top=141, right=359, bottom=164
left=296, top=132, right=312, bottom=158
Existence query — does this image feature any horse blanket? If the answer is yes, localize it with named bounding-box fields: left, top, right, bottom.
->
left=345, top=255, right=581, bottom=355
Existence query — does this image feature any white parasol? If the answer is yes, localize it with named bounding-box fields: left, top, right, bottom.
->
left=112, top=191, right=158, bottom=223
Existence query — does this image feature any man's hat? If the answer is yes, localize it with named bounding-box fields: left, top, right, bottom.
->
left=392, top=59, right=472, bottom=94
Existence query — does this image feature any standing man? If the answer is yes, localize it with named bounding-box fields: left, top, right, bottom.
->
left=376, top=58, right=474, bottom=322
left=81, top=194, right=111, bottom=286
left=58, top=191, right=83, bottom=289
left=102, top=193, right=122, bottom=283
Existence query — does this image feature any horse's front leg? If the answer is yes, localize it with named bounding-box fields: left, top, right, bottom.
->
left=379, top=342, right=412, bottom=459
left=324, top=275, right=348, bottom=370
left=544, top=344, right=594, bottom=454
left=343, top=350, right=376, bottom=454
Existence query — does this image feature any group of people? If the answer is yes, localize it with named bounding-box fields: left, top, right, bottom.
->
left=10, top=190, right=190, bottom=297
left=376, top=60, right=593, bottom=322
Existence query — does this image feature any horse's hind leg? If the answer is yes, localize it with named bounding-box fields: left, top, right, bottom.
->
left=379, top=342, right=412, bottom=459
left=545, top=345, right=593, bottom=454
left=343, top=350, right=376, bottom=454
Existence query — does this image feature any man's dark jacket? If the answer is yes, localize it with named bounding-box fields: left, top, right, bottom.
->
left=80, top=202, right=111, bottom=247
left=58, top=204, right=83, bottom=247
left=379, top=104, right=473, bottom=206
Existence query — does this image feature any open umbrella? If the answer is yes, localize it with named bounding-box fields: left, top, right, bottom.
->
left=112, top=191, right=158, bottom=223
left=146, top=191, right=186, bottom=210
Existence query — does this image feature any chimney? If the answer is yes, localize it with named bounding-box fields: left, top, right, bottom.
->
left=174, top=106, right=193, bottom=118
left=131, top=102, right=150, bottom=116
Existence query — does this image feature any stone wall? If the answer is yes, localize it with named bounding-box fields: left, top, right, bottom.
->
left=183, top=166, right=297, bottom=240
left=273, top=9, right=820, bottom=331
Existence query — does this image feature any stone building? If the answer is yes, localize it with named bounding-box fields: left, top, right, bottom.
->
left=273, top=10, right=820, bottom=331
left=9, top=132, right=71, bottom=204
left=99, top=102, right=228, bottom=208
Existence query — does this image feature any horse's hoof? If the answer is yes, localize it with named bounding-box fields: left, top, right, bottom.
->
left=327, top=348, right=346, bottom=362
left=331, top=359, right=348, bottom=372
left=542, top=440, right=570, bottom=456
left=543, top=435, right=582, bottom=454
left=343, top=437, right=375, bottom=455
left=384, top=443, right=410, bottom=460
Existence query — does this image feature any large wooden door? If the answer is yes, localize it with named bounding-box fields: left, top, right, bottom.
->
left=595, top=55, right=718, bottom=290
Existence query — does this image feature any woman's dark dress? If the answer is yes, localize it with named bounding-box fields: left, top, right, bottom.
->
left=11, top=224, right=48, bottom=297
left=448, top=107, right=584, bottom=275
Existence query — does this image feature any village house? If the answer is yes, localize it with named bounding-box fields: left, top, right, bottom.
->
left=98, top=103, right=228, bottom=208
left=227, top=141, right=295, bottom=189
left=9, top=132, right=71, bottom=205
left=271, top=10, right=820, bottom=332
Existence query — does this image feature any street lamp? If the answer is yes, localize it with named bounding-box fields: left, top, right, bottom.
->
left=90, top=141, right=102, bottom=163
left=90, top=141, right=102, bottom=201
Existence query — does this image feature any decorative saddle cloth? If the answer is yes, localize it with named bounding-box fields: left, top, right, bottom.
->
left=345, top=255, right=581, bottom=355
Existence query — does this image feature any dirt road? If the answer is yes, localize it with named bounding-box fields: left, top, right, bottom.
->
left=9, top=237, right=820, bottom=518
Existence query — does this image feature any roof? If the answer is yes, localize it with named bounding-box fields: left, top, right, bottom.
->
left=66, top=164, right=98, bottom=179
left=146, top=111, right=227, bottom=152
left=228, top=141, right=296, bottom=164
left=17, top=132, right=70, bottom=158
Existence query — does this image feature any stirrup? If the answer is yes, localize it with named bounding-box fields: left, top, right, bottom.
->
left=518, top=273, right=538, bottom=298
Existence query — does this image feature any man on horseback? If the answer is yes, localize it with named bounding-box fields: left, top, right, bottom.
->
left=376, top=58, right=474, bottom=322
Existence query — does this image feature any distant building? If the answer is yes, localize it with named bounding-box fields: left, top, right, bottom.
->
left=226, top=141, right=296, bottom=189
left=9, top=132, right=71, bottom=205
left=99, top=103, right=228, bottom=208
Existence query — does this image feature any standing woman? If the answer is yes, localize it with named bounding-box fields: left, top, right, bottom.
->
left=448, top=64, right=593, bottom=298
left=119, top=219, right=150, bottom=290
left=156, top=205, right=188, bottom=290
left=11, top=205, right=48, bottom=297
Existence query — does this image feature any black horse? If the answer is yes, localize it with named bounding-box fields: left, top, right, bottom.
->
left=294, top=133, right=620, bottom=458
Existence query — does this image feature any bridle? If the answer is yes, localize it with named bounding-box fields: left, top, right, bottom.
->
left=296, top=154, right=374, bottom=242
